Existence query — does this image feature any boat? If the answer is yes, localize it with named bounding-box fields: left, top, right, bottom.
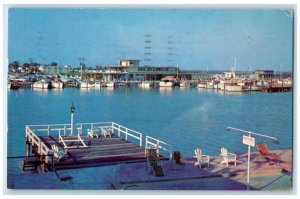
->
left=79, top=81, right=93, bottom=88
left=8, top=81, right=19, bottom=89
left=115, top=81, right=129, bottom=87
left=225, top=83, right=243, bottom=92
left=51, top=81, right=64, bottom=89
left=105, top=81, right=115, bottom=87
left=159, top=76, right=175, bottom=87
left=206, top=81, right=214, bottom=89
left=197, top=82, right=206, bottom=88
left=179, top=81, right=190, bottom=87
left=94, top=81, right=102, bottom=88
left=32, top=80, right=50, bottom=89
left=138, top=81, right=153, bottom=88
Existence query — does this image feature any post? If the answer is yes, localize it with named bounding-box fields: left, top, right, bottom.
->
left=70, top=103, right=75, bottom=135
left=26, top=139, right=31, bottom=157
left=247, top=134, right=251, bottom=190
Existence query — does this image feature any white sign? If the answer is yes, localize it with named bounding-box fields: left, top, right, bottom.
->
left=243, top=135, right=255, bottom=147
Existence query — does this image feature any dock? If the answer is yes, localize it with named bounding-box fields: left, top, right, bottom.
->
left=25, top=122, right=171, bottom=172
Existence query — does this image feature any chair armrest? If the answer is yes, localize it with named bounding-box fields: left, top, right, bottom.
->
left=227, top=153, right=236, bottom=158
left=202, top=155, right=210, bottom=159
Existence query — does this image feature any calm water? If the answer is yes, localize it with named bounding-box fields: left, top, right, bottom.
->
left=7, top=87, right=293, bottom=173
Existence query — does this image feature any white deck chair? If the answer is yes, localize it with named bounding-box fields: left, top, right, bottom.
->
left=193, top=148, right=210, bottom=168
left=50, top=144, right=67, bottom=161
left=220, top=147, right=237, bottom=167
left=101, top=127, right=112, bottom=137
left=87, top=126, right=100, bottom=138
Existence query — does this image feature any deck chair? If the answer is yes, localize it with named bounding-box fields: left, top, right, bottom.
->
left=193, top=148, right=210, bottom=168
left=256, top=143, right=280, bottom=164
left=87, top=126, right=100, bottom=138
left=50, top=144, right=68, bottom=161
left=220, top=147, right=236, bottom=167
left=101, top=127, right=112, bottom=138
left=146, top=148, right=164, bottom=177
left=171, top=151, right=185, bottom=170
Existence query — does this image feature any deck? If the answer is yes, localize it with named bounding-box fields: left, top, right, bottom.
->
left=37, top=135, right=147, bottom=170
left=25, top=122, right=172, bottom=172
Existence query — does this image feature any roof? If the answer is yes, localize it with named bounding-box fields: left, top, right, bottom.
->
left=119, top=59, right=141, bottom=62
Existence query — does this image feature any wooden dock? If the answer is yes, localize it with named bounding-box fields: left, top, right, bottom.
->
left=37, top=135, right=147, bottom=170
left=25, top=122, right=172, bottom=172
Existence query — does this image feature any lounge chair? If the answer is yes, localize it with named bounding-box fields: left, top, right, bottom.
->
left=87, top=126, right=100, bottom=138
left=256, top=143, right=280, bottom=164
left=220, top=147, right=236, bottom=167
left=146, top=148, right=164, bottom=177
left=193, top=148, right=210, bottom=168
left=50, top=144, right=68, bottom=161
left=101, top=127, right=112, bottom=138
left=171, top=151, right=185, bottom=170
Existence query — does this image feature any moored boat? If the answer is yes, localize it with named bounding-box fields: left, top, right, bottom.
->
left=32, top=80, right=50, bottom=89
left=159, top=76, right=175, bottom=87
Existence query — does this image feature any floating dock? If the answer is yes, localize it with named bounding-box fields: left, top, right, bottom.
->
left=25, top=122, right=171, bottom=172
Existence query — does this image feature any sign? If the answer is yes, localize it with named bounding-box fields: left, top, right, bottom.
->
left=243, top=135, right=255, bottom=147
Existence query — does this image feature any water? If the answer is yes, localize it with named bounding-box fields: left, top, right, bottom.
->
left=7, top=87, right=293, bottom=173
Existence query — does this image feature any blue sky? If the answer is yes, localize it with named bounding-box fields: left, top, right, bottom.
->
left=8, top=8, right=293, bottom=71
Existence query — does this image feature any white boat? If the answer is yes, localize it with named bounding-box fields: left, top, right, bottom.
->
left=80, top=81, right=93, bottom=88
left=179, top=81, right=190, bottom=87
left=159, top=81, right=174, bottom=87
left=106, top=81, right=115, bottom=87
left=138, top=81, right=153, bottom=88
left=206, top=82, right=214, bottom=89
left=159, top=76, right=176, bottom=87
left=94, top=81, right=102, bottom=88
left=32, top=80, right=49, bottom=89
left=197, top=83, right=206, bottom=88
left=226, top=84, right=243, bottom=92
left=51, top=81, right=64, bottom=89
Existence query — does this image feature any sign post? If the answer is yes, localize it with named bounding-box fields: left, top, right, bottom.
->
left=243, top=135, right=255, bottom=189
left=226, top=127, right=278, bottom=190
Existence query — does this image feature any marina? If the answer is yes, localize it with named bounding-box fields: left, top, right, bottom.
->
left=5, top=8, right=294, bottom=192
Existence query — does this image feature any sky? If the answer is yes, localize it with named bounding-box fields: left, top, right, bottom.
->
left=8, top=8, right=294, bottom=71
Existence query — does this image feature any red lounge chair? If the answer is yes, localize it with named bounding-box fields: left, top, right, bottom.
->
left=256, top=143, right=280, bottom=164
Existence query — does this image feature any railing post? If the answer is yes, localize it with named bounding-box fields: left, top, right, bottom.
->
left=125, top=129, right=128, bottom=140
left=47, top=125, right=50, bottom=136
left=139, top=133, right=142, bottom=147
left=38, top=139, right=41, bottom=154
left=64, top=125, right=66, bottom=136
left=118, top=125, right=121, bottom=137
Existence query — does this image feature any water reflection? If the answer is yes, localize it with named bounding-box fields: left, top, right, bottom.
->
left=159, top=87, right=172, bottom=94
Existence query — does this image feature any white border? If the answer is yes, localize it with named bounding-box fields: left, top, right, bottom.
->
left=1, top=1, right=299, bottom=198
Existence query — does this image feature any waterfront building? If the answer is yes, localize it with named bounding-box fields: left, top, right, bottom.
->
left=255, top=70, right=274, bottom=79
left=96, top=59, right=179, bottom=81
left=41, top=65, right=74, bottom=75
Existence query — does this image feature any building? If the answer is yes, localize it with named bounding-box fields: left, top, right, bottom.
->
left=41, top=65, right=74, bottom=75
left=96, top=59, right=179, bottom=81
left=255, top=70, right=274, bottom=79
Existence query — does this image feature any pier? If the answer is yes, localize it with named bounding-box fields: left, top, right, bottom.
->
left=25, top=122, right=171, bottom=172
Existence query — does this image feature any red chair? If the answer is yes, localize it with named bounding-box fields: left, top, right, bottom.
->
left=256, top=143, right=280, bottom=164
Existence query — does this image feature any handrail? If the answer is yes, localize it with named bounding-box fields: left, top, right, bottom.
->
left=112, top=122, right=143, bottom=147
left=145, top=136, right=172, bottom=159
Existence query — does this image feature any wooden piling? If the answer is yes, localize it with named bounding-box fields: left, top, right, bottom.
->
left=26, top=140, right=31, bottom=157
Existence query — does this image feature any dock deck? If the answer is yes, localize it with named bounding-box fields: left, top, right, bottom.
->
left=37, top=134, right=147, bottom=170
left=25, top=122, right=172, bottom=172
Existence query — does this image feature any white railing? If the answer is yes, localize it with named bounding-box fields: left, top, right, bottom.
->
left=111, top=122, right=143, bottom=147
left=26, top=122, right=173, bottom=162
left=25, top=125, right=51, bottom=163
left=145, top=136, right=172, bottom=159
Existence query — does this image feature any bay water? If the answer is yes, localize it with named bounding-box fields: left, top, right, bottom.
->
left=7, top=87, right=293, bottom=173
